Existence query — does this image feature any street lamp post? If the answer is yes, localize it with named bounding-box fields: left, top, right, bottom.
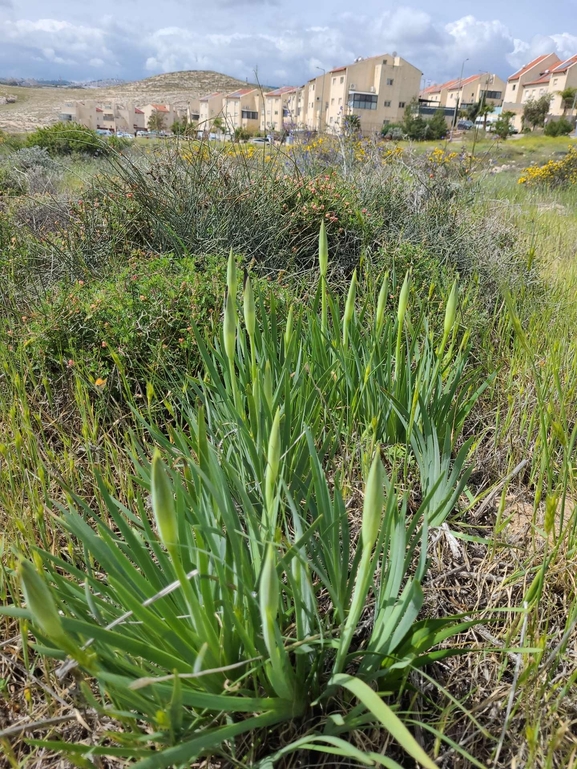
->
left=452, top=57, right=469, bottom=136
left=316, top=65, right=326, bottom=133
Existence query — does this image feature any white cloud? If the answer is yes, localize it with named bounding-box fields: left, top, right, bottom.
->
left=0, top=6, right=576, bottom=87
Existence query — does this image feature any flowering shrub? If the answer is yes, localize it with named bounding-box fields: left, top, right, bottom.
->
left=518, top=146, right=577, bottom=186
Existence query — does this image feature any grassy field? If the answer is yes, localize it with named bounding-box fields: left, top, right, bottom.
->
left=0, top=132, right=576, bottom=768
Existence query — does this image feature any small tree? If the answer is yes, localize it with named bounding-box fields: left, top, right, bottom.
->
left=523, top=95, right=552, bottom=130
left=494, top=111, right=515, bottom=139
left=478, top=102, right=495, bottom=130
left=343, top=113, right=361, bottom=136
left=212, top=116, right=225, bottom=139
left=147, top=110, right=167, bottom=132
left=558, top=87, right=577, bottom=116
left=426, top=110, right=448, bottom=140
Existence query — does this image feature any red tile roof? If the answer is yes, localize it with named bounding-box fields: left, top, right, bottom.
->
left=523, top=73, right=552, bottom=87
left=150, top=104, right=169, bottom=112
left=330, top=66, right=346, bottom=73
left=508, top=54, right=560, bottom=81
left=199, top=92, right=222, bottom=101
left=265, top=85, right=297, bottom=97
left=96, top=107, right=103, bottom=112
left=447, top=74, right=482, bottom=90
left=421, top=78, right=459, bottom=95
left=552, top=54, right=577, bottom=73
left=135, top=108, right=144, bottom=114
left=226, top=88, right=255, bottom=98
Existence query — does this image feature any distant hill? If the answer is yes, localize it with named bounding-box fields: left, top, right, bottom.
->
left=77, top=78, right=126, bottom=89
left=0, top=69, right=254, bottom=132
left=0, top=77, right=73, bottom=87
left=116, top=70, right=254, bottom=98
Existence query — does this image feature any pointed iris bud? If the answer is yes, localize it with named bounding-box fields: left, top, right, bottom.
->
left=397, top=273, right=410, bottom=328
left=151, top=450, right=178, bottom=549
left=443, top=280, right=458, bottom=342
left=284, top=305, right=294, bottom=351
left=343, top=270, right=357, bottom=348
left=375, top=271, right=389, bottom=333
left=227, top=249, right=238, bottom=297
left=259, top=544, right=279, bottom=622
left=19, top=559, right=65, bottom=642
left=243, top=274, right=256, bottom=340
left=319, top=221, right=328, bottom=278
left=223, top=290, right=237, bottom=364
left=361, top=452, right=384, bottom=552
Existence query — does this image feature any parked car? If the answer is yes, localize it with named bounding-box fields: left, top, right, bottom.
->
left=116, top=131, right=134, bottom=138
left=457, top=120, right=474, bottom=130
left=96, top=128, right=113, bottom=136
left=249, top=136, right=273, bottom=144
left=136, top=130, right=149, bottom=137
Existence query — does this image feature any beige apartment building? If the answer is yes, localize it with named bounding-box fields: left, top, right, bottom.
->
left=419, top=79, right=459, bottom=107
left=262, top=86, right=297, bottom=132
left=547, top=55, right=577, bottom=116
left=421, top=73, right=504, bottom=111
left=503, top=53, right=562, bottom=106
left=222, top=88, right=262, bottom=133
left=503, top=53, right=560, bottom=131
left=198, top=92, right=225, bottom=132
left=60, top=100, right=146, bottom=132
left=299, top=52, right=421, bottom=135
left=445, top=73, right=505, bottom=109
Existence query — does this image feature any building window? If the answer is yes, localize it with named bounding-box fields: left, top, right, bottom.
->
left=383, top=119, right=390, bottom=125
left=384, top=100, right=391, bottom=107
left=382, top=59, right=387, bottom=65
left=553, top=78, right=558, bottom=85
left=485, top=90, right=502, bottom=100
left=512, top=84, right=516, bottom=91
left=274, top=110, right=278, bottom=115
left=338, top=97, right=342, bottom=104
left=348, top=93, right=378, bottom=110
left=399, top=101, right=406, bottom=108
left=386, top=78, right=394, bottom=86
left=103, top=114, right=114, bottom=121
left=331, top=98, right=334, bottom=105
left=340, top=76, right=344, bottom=84
left=332, top=77, right=336, bottom=84
left=241, top=110, right=258, bottom=120
left=312, top=84, right=315, bottom=91
left=330, top=116, right=334, bottom=123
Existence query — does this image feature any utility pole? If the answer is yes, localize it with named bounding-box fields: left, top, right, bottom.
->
left=451, top=57, right=469, bottom=137
left=316, top=66, right=326, bottom=133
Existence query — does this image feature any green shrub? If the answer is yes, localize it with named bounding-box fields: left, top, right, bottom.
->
left=544, top=118, right=573, bottom=137
left=7, top=254, right=228, bottom=388
left=27, top=122, right=106, bottom=156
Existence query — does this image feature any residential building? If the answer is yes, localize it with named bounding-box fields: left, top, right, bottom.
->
left=503, top=53, right=561, bottom=105
left=419, top=79, right=460, bottom=108
left=222, top=88, right=262, bottom=133
left=198, top=92, right=225, bottom=133
left=444, top=73, right=505, bottom=110
left=548, top=55, right=577, bottom=116
left=261, top=86, right=297, bottom=132
left=59, top=100, right=146, bottom=132
left=503, top=53, right=563, bottom=131
left=300, top=52, right=422, bottom=135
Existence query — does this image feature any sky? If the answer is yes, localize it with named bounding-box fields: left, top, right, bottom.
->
left=1, top=0, right=577, bottom=87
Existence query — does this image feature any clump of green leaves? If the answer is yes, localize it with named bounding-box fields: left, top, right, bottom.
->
left=4, top=228, right=486, bottom=767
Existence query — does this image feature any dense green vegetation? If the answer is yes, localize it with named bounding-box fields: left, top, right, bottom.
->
left=1, top=133, right=577, bottom=768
